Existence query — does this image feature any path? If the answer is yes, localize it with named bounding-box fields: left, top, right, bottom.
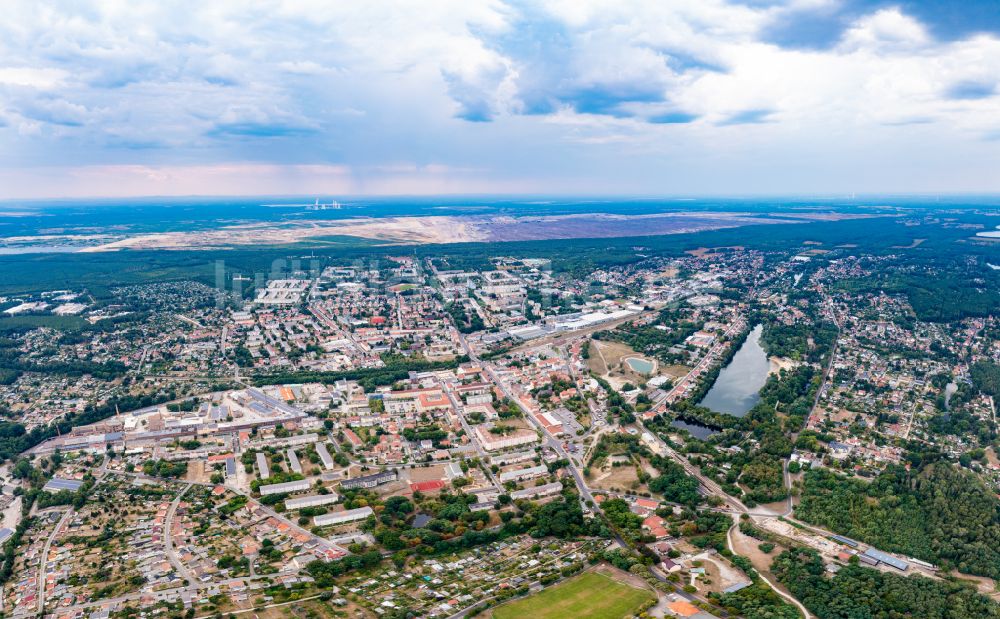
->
left=727, top=519, right=811, bottom=619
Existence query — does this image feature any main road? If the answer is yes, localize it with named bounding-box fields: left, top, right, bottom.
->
left=457, top=332, right=599, bottom=509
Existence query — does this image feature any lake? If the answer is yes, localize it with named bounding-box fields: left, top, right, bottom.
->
left=699, top=324, right=770, bottom=417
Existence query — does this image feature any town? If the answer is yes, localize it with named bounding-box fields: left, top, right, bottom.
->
left=1, top=235, right=998, bottom=619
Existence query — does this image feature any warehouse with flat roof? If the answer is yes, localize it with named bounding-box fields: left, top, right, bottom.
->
left=862, top=548, right=908, bottom=571
left=43, top=478, right=83, bottom=492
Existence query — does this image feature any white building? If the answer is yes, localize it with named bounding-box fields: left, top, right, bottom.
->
left=259, top=479, right=311, bottom=496
left=510, top=482, right=563, bottom=500
left=475, top=426, right=539, bottom=452
left=256, top=452, right=271, bottom=479
left=314, top=506, right=374, bottom=526
left=498, top=464, right=548, bottom=483
left=285, top=493, right=340, bottom=510
left=316, top=442, right=335, bottom=470
left=287, top=449, right=302, bottom=474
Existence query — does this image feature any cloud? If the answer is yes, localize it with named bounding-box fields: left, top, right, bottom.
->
left=946, top=81, right=996, bottom=100
left=0, top=67, right=68, bottom=88
left=839, top=8, right=929, bottom=52
left=719, top=108, right=775, bottom=125
left=648, top=111, right=699, bottom=124
left=206, top=122, right=317, bottom=138
left=18, top=98, right=92, bottom=127
left=1, top=1, right=1000, bottom=197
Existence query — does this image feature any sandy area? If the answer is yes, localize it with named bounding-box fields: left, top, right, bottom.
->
left=685, top=245, right=745, bottom=257
left=67, top=210, right=858, bottom=253
left=590, top=462, right=643, bottom=494
left=407, top=464, right=449, bottom=482
left=661, top=364, right=691, bottom=379
left=79, top=215, right=486, bottom=251
left=768, top=357, right=797, bottom=376
left=987, top=447, right=1000, bottom=469
left=588, top=340, right=667, bottom=390
left=691, top=551, right=747, bottom=594
left=892, top=238, right=926, bottom=248
left=1, top=496, right=22, bottom=531
left=184, top=460, right=208, bottom=483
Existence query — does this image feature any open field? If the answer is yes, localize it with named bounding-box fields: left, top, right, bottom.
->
left=589, top=460, right=643, bottom=494
left=489, top=570, right=654, bottom=619
left=588, top=339, right=676, bottom=390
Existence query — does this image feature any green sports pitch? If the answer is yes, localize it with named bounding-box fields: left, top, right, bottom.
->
left=491, top=571, right=655, bottom=619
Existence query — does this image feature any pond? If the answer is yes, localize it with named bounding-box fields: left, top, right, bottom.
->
left=670, top=418, right=719, bottom=439
left=944, top=382, right=958, bottom=410
left=699, top=324, right=770, bottom=417
left=625, top=356, right=655, bottom=375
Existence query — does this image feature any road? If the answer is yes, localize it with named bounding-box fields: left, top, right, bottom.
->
left=33, top=508, right=73, bottom=617
left=175, top=313, right=204, bottom=328
left=564, top=340, right=606, bottom=432
left=457, top=332, right=598, bottom=509
left=457, top=309, right=814, bottom=614
left=165, top=483, right=196, bottom=583
left=441, top=379, right=503, bottom=491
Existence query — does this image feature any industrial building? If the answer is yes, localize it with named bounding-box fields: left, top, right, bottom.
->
left=43, top=478, right=84, bottom=493
left=862, top=548, right=909, bottom=571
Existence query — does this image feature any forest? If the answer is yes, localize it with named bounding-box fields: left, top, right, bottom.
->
left=795, top=463, right=1000, bottom=579
left=772, top=547, right=999, bottom=618
left=971, top=360, right=1000, bottom=398
left=760, top=320, right=838, bottom=363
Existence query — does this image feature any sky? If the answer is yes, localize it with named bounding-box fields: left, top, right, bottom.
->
left=1, top=0, right=1000, bottom=199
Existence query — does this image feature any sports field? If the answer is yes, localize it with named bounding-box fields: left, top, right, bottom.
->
left=491, top=571, right=655, bottom=619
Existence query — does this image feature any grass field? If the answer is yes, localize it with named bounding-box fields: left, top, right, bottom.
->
left=491, top=571, right=654, bottom=619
